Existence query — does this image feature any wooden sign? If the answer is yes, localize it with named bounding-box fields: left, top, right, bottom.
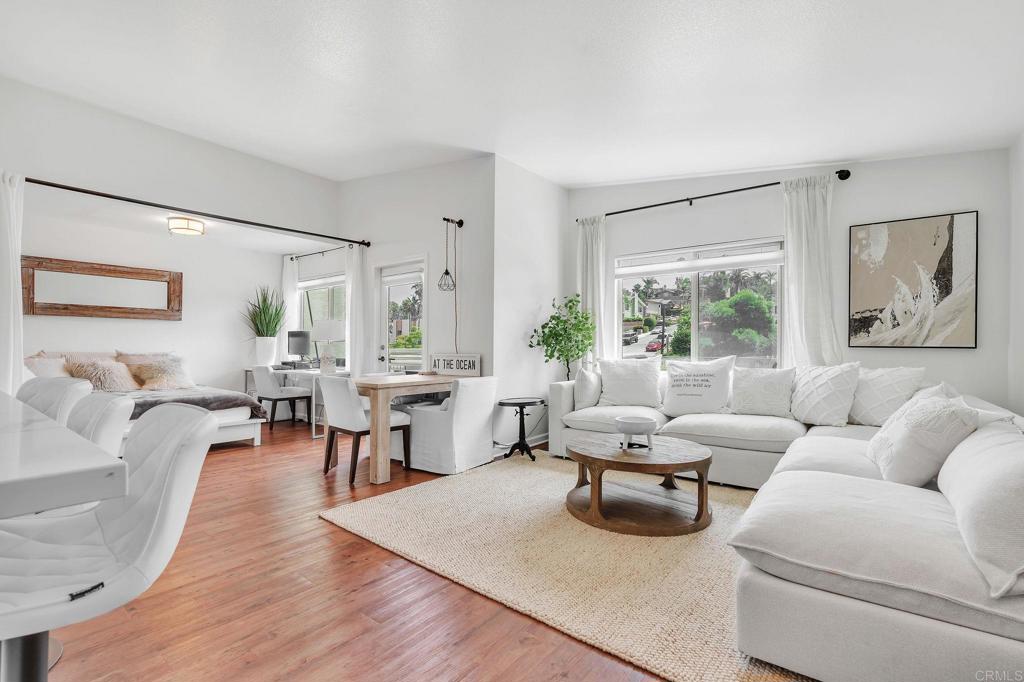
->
left=430, top=353, right=481, bottom=376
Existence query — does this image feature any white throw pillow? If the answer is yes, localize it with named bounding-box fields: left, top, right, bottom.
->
left=661, top=356, right=735, bottom=417
left=597, top=357, right=662, bottom=408
left=849, top=366, right=926, bottom=426
left=866, top=396, right=981, bottom=486
left=729, top=367, right=795, bottom=418
left=790, top=363, right=860, bottom=426
left=939, top=421, right=1024, bottom=598
left=24, top=356, right=71, bottom=378
left=574, top=368, right=601, bottom=409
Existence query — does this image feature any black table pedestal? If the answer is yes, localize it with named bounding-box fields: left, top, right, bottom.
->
left=504, top=406, right=536, bottom=461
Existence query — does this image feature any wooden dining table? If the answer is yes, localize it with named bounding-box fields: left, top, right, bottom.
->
left=355, top=374, right=455, bottom=484
left=0, top=390, right=127, bottom=519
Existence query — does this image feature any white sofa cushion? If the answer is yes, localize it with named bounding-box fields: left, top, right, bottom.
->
left=729, top=367, right=794, bottom=418
left=805, top=424, right=880, bottom=441
left=866, top=396, right=980, bottom=486
left=562, top=406, right=670, bottom=434
left=661, top=356, right=734, bottom=417
left=597, top=357, right=662, bottom=408
left=573, top=369, right=601, bottom=409
left=728, top=470, right=1024, bottom=641
left=790, top=363, right=860, bottom=426
left=773, top=436, right=881, bottom=479
left=939, top=422, right=1024, bottom=598
left=849, top=366, right=926, bottom=426
left=659, top=413, right=806, bottom=453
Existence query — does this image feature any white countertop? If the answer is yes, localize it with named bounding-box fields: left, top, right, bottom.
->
left=0, top=391, right=128, bottom=519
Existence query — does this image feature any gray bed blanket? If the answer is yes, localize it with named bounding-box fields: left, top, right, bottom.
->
left=114, top=386, right=267, bottom=420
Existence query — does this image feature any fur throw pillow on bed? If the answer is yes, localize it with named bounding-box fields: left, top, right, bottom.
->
left=66, top=360, right=140, bottom=392
left=118, top=354, right=195, bottom=390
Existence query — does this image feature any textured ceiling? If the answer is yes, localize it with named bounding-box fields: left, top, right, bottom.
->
left=1, top=0, right=1022, bottom=186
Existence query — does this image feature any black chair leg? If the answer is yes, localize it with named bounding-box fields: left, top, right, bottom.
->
left=349, top=432, right=362, bottom=486
left=305, top=397, right=313, bottom=424
left=400, top=425, right=411, bottom=470
left=323, top=429, right=336, bottom=475
left=268, top=400, right=278, bottom=431
left=289, top=399, right=296, bottom=423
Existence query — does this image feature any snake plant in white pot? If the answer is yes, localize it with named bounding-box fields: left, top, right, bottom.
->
left=245, top=286, right=286, bottom=366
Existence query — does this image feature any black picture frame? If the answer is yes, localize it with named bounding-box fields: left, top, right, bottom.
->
left=847, top=210, right=978, bottom=349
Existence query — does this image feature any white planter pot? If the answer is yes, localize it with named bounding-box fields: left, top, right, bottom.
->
left=254, top=337, right=277, bottom=366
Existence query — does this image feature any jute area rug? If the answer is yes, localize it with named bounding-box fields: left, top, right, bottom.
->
left=320, top=454, right=804, bottom=682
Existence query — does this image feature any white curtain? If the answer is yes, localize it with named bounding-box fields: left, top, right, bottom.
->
left=782, top=175, right=842, bottom=367
left=345, top=245, right=374, bottom=377
left=0, top=172, right=24, bottom=394
left=577, top=215, right=611, bottom=359
left=279, top=254, right=299, bottom=360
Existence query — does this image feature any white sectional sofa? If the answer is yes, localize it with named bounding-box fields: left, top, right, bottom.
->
left=730, top=416, right=1024, bottom=681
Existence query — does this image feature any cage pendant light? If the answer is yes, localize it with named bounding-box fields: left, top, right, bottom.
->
left=438, top=219, right=457, bottom=291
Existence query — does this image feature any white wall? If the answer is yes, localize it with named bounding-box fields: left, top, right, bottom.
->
left=334, top=156, right=496, bottom=375
left=1009, top=134, right=1024, bottom=413
left=492, top=157, right=567, bottom=443
left=0, top=75, right=340, bottom=237
left=568, top=149, right=1011, bottom=405
left=22, top=215, right=281, bottom=391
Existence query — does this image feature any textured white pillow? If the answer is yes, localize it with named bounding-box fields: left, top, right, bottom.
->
left=939, top=421, right=1024, bottom=598
left=866, top=396, right=980, bottom=486
left=661, top=356, right=735, bottom=417
left=790, top=363, right=860, bottom=426
left=574, top=368, right=601, bottom=409
left=597, top=357, right=662, bottom=408
left=730, top=367, right=795, bottom=418
left=849, top=366, right=926, bottom=426
left=24, top=356, right=71, bottom=378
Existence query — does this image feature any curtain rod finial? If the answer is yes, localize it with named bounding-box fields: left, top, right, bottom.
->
left=836, top=169, right=851, bottom=181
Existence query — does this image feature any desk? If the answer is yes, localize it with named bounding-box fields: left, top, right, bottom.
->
left=355, top=375, right=455, bottom=484
left=0, top=391, right=128, bottom=519
left=244, top=368, right=351, bottom=440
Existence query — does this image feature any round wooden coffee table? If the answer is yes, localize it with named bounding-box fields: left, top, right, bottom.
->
left=565, top=433, right=712, bottom=536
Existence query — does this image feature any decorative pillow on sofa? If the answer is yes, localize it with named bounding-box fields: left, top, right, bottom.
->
left=790, top=363, right=860, bottom=426
left=118, top=354, right=195, bottom=390
left=939, top=421, right=1024, bottom=598
left=730, top=366, right=794, bottom=418
left=661, top=356, right=735, bottom=417
left=24, top=356, right=71, bottom=378
left=597, top=357, right=662, bottom=408
left=849, top=366, right=926, bottom=426
left=574, top=368, right=602, bottom=409
left=66, top=360, right=140, bottom=392
left=866, top=396, right=984, bottom=486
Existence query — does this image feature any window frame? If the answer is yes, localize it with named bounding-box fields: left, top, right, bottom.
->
left=613, top=238, right=785, bottom=366
left=297, top=274, right=346, bottom=363
left=379, top=264, right=426, bottom=373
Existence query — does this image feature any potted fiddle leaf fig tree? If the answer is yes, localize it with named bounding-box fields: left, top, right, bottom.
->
left=529, top=294, right=595, bottom=380
left=245, top=286, right=286, bottom=366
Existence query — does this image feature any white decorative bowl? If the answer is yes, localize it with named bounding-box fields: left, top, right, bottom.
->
left=614, top=416, right=658, bottom=450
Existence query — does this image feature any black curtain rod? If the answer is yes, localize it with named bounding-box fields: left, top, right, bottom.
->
left=290, top=244, right=350, bottom=261
left=25, top=177, right=371, bottom=247
left=581, top=169, right=852, bottom=221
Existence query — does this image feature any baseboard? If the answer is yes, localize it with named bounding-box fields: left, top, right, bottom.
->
left=490, top=432, right=549, bottom=456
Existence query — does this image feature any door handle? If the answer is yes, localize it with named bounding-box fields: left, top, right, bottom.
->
left=378, top=355, right=386, bottom=362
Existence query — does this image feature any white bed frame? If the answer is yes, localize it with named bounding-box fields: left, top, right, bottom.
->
left=125, top=411, right=264, bottom=447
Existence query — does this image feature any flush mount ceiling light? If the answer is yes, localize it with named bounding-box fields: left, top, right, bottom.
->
left=167, top=216, right=205, bottom=236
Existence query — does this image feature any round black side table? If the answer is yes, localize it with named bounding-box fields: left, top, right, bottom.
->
left=498, top=397, right=545, bottom=461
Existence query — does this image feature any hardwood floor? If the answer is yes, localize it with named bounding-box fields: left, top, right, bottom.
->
left=51, top=422, right=659, bottom=681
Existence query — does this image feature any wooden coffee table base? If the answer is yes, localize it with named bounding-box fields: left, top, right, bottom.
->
left=566, top=463, right=712, bottom=537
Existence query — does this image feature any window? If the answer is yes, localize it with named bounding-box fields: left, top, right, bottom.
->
left=298, top=277, right=346, bottom=365
left=615, top=239, right=783, bottom=368
left=381, top=267, right=424, bottom=372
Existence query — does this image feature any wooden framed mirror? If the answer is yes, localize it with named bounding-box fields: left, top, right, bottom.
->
left=21, top=256, right=183, bottom=321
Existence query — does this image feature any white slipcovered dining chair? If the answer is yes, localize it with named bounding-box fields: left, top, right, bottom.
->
left=251, top=365, right=312, bottom=430
left=15, top=378, right=93, bottom=426
left=406, top=377, right=498, bottom=474
left=0, top=404, right=217, bottom=680
left=67, top=393, right=135, bottom=458
left=319, top=375, right=410, bottom=484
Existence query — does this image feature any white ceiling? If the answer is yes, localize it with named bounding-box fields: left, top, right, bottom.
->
left=1, top=1, right=1023, bottom=187
left=25, top=183, right=338, bottom=255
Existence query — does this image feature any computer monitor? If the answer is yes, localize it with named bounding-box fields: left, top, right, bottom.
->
left=287, top=330, right=311, bottom=357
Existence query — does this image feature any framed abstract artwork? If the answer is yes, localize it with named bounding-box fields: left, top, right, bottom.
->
left=848, top=211, right=977, bottom=348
